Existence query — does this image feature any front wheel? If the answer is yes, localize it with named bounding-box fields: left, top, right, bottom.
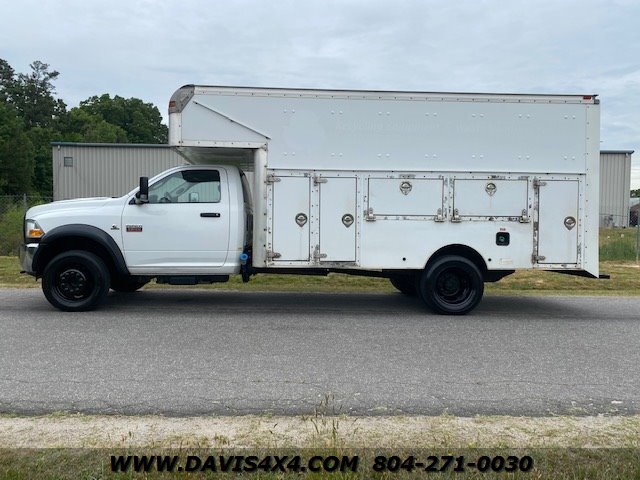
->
left=42, top=250, right=110, bottom=312
left=418, top=255, right=484, bottom=315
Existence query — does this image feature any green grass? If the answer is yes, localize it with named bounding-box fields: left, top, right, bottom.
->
left=0, top=203, right=25, bottom=256
left=2, top=448, right=639, bottom=479
left=1, top=256, right=395, bottom=292
left=484, top=262, right=640, bottom=295
left=2, top=227, right=639, bottom=294
left=2, top=254, right=639, bottom=295
left=0, top=256, right=40, bottom=288
left=600, top=227, right=640, bottom=261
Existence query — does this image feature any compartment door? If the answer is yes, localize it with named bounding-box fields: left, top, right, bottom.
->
left=368, top=178, right=444, bottom=218
left=319, top=177, right=357, bottom=262
left=271, top=176, right=311, bottom=261
left=536, top=180, right=579, bottom=264
left=453, top=178, right=528, bottom=219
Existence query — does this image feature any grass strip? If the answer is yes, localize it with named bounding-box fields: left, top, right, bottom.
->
left=1, top=414, right=639, bottom=479
left=2, top=256, right=639, bottom=295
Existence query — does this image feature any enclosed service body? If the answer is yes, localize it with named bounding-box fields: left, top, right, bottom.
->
left=169, top=86, right=600, bottom=276
left=20, top=86, right=600, bottom=314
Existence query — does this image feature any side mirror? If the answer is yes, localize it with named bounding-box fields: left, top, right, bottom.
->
left=135, top=176, right=149, bottom=204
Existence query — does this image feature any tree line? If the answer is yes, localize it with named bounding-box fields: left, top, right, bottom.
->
left=0, top=59, right=168, bottom=197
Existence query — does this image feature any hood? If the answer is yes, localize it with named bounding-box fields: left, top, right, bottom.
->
left=26, top=197, right=116, bottom=217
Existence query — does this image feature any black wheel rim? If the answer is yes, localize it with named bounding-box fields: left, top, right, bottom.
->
left=54, top=266, right=94, bottom=301
left=434, top=268, right=472, bottom=305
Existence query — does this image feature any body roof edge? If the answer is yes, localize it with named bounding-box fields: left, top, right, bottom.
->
left=187, top=85, right=598, bottom=102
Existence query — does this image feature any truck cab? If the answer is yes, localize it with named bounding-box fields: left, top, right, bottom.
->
left=20, top=164, right=252, bottom=311
left=122, top=165, right=250, bottom=275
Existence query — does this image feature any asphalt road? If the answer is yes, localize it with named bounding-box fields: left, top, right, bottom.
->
left=0, top=288, right=638, bottom=416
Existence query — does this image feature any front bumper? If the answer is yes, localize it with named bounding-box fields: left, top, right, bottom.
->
left=19, top=243, right=39, bottom=276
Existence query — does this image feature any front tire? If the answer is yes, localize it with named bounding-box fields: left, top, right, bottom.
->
left=418, top=255, right=484, bottom=315
left=42, top=250, right=110, bottom=312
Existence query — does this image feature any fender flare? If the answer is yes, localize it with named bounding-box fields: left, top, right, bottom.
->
left=32, top=224, right=129, bottom=276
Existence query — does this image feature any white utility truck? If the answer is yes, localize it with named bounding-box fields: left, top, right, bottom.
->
left=20, top=86, right=600, bottom=314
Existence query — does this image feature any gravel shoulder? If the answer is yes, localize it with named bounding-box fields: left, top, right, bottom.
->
left=1, top=414, right=639, bottom=449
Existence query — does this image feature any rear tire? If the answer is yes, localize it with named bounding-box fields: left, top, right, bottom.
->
left=418, top=255, right=484, bottom=315
left=42, top=250, right=110, bottom=312
left=389, top=274, right=417, bottom=296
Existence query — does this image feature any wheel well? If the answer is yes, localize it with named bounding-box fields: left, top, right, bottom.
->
left=426, top=245, right=487, bottom=274
left=35, top=236, right=117, bottom=279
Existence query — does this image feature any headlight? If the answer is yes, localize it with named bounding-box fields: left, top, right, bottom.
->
left=25, top=219, right=45, bottom=241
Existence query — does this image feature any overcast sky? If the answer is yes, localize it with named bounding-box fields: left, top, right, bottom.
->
left=2, top=0, right=639, bottom=187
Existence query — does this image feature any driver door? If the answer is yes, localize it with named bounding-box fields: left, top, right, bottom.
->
left=121, top=168, right=230, bottom=274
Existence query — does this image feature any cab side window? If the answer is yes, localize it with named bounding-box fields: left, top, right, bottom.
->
left=148, top=170, right=221, bottom=204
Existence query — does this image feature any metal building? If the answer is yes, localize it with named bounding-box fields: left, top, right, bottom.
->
left=52, top=143, right=186, bottom=201
left=599, top=150, right=634, bottom=228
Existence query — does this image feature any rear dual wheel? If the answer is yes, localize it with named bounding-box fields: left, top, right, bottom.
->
left=389, top=274, right=417, bottom=296
left=417, top=255, right=484, bottom=315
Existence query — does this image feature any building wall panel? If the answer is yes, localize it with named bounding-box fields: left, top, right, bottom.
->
left=53, top=143, right=185, bottom=200
left=599, top=151, right=632, bottom=227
